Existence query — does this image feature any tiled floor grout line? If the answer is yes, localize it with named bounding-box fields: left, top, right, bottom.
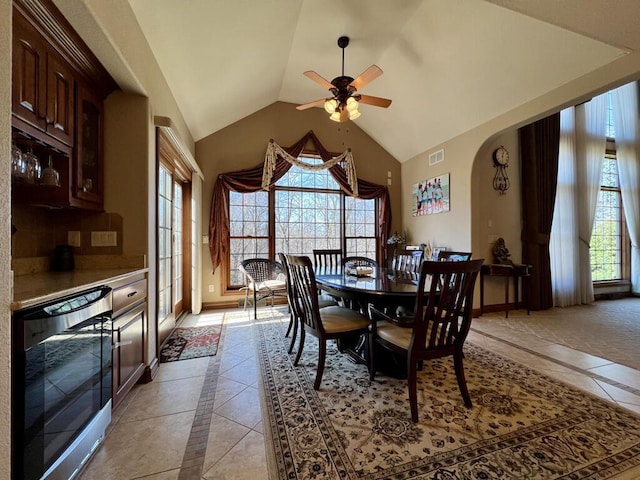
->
left=470, top=328, right=640, bottom=397
left=176, top=321, right=228, bottom=479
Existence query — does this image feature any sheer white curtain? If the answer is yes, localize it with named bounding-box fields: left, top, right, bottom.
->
left=550, top=94, right=607, bottom=306
left=612, top=82, right=640, bottom=295
left=550, top=108, right=580, bottom=306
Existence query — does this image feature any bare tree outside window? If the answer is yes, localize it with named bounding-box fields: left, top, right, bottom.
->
left=228, top=155, right=378, bottom=288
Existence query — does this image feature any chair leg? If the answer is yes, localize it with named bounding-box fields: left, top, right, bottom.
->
left=287, top=315, right=298, bottom=354
left=314, top=339, right=327, bottom=390
left=285, top=311, right=293, bottom=337
left=253, top=291, right=258, bottom=319
left=368, top=335, right=376, bottom=381
left=454, top=350, right=472, bottom=408
left=294, top=327, right=305, bottom=366
left=408, top=357, right=419, bottom=422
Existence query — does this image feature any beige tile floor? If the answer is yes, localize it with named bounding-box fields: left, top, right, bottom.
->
left=78, top=301, right=640, bottom=479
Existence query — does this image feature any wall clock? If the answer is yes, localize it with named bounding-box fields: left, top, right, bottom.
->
left=492, top=146, right=510, bottom=194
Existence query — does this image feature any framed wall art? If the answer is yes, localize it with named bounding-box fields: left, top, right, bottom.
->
left=412, top=173, right=450, bottom=216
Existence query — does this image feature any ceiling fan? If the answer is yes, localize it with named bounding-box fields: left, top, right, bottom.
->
left=296, top=36, right=392, bottom=122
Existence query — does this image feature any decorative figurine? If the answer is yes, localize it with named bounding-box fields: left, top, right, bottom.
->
left=493, top=237, right=513, bottom=265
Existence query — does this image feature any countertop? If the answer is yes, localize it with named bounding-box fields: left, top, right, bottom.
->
left=12, top=267, right=148, bottom=311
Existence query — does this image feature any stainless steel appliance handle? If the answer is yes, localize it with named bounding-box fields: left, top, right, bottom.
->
left=21, top=286, right=112, bottom=350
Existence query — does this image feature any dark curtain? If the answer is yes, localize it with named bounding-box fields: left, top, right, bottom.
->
left=208, top=130, right=391, bottom=273
left=519, top=113, right=561, bottom=310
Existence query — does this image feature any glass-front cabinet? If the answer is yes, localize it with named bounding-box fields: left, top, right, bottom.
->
left=74, top=82, right=103, bottom=206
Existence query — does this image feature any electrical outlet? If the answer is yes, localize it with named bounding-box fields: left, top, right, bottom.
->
left=208, top=284, right=214, bottom=293
left=68, top=231, right=81, bottom=247
left=91, top=231, right=117, bottom=247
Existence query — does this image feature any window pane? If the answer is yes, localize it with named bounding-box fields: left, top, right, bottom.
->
left=229, top=156, right=379, bottom=289
left=276, top=156, right=340, bottom=190
left=591, top=183, right=622, bottom=281
left=228, top=191, right=269, bottom=287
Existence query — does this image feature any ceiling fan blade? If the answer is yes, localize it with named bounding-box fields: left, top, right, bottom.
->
left=350, top=65, right=383, bottom=91
left=358, top=94, right=392, bottom=108
left=296, top=98, right=327, bottom=110
left=303, top=71, right=334, bottom=90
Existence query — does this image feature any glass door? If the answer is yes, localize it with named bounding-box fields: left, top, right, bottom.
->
left=172, top=181, right=184, bottom=317
left=156, top=129, right=192, bottom=347
left=157, top=165, right=174, bottom=345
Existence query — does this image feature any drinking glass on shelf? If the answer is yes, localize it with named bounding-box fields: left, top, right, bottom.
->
left=24, top=148, right=41, bottom=184
left=11, top=143, right=26, bottom=179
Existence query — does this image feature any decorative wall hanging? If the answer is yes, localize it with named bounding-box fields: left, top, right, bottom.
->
left=492, top=145, right=510, bottom=194
left=412, top=173, right=450, bottom=216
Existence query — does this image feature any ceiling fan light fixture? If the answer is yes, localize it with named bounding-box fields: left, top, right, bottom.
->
left=348, top=109, right=361, bottom=120
left=329, top=111, right=342, bottom=122
left=324, top=98, right=338, bottom=114
left=346, top=96, right=359, bottom=112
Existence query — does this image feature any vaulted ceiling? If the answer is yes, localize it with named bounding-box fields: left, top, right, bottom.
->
left=126, top=0, right=640, bottom=162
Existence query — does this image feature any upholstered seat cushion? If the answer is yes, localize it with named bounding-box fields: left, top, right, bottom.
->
left=376, top=320, right=413, bottom=350
left=377, top=319, right=448, bottom=350
left=320, top=305, right=370, bottom=333
left=250, top=279, right=287, bottom=291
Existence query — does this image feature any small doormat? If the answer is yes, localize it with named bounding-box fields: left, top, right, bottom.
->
left=159, top=325, right=222, bottom=362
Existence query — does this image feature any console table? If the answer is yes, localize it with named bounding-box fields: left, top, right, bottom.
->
left=480, top=263, right=532, bottom=318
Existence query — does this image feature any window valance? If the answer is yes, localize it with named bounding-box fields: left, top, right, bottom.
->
left=208, top=130, right=391, bottom=273
left=262, top=139, right=359, bottom=196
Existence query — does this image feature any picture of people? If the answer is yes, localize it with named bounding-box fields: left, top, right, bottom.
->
left=412, top=173, right=450, bottom=216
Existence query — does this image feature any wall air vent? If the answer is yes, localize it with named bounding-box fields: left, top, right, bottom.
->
left=429, top=149, right=444, bottom=166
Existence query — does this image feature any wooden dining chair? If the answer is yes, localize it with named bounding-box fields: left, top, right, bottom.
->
left=278, top=252, right=336, bottom=354
left=392, top=249, right=424, bottom=272
left=239, top=258, right=288, bottom=319
left=368, top=259, right=484, bottom=422
left=437, top=251, right=472, bottom=262
left=286, top=254, right=371, bottom=390
left=312, top=249, right=343, bottom=271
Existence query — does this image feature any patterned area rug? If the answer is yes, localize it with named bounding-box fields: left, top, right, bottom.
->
left=256, top=310, right=640, bottom=479
left=159, top=325, right=221, bottom=362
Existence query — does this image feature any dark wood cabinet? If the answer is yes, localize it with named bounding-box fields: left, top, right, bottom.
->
left=11, top=0, right=117, bottom=211
left=111, top=274, right=148, bottom=410
left=12, top=11, right=74, bottom=146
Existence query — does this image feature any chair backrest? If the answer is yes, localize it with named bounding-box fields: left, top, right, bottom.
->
left=286, top=255, right=325, bottom=335
left=312, top=249, right=342, bottom=270
left=412, top=259, right=483, bottom=352
left=240, top=258, right=283, bottom=285
left=278, top=253, right=300, bottom=318
left=437, top=251, right=472, bottom=262
left=342, top=256, right=378, bottom=270
left=392, top=249, right=424, bottom=272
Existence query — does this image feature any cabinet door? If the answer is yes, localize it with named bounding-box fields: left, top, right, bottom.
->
left=12, top=13, right=47, bottom=131
left=112, top=303, right=146, bottom=409
left=45, top=52, right=74, bottom=146
left=74, top=82, right=103, bottom=206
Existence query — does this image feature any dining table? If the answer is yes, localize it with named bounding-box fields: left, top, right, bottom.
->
left=314, top=265, right=424, bottom=313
